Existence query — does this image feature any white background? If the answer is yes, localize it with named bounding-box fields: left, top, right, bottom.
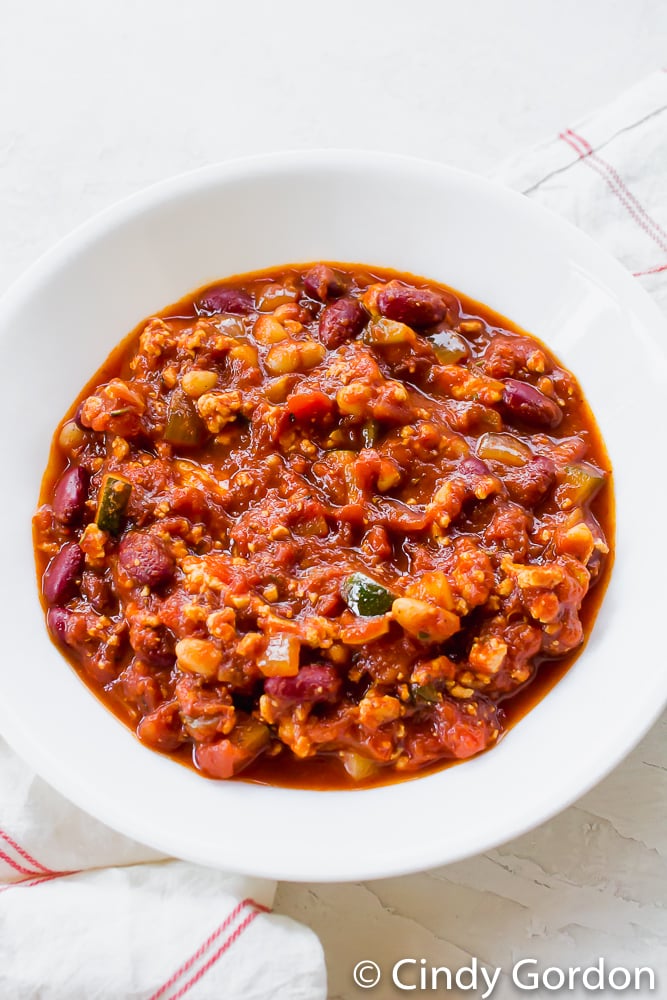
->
left=2, top=2, right=666, bottom=997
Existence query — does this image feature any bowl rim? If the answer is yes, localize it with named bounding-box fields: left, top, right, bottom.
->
left=1, top=149, right=666, bottom=882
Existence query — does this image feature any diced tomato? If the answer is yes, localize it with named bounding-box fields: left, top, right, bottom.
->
left=286, top=390, right=333, bottom=422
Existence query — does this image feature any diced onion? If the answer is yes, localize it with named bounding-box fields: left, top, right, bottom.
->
left=477, top=431, right=531, bottom=467
left=342, top=752, right=379, bottom=781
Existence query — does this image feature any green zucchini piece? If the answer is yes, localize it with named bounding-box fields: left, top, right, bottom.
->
left=363, top=317, right=415, bottom=345
left=342, top=572, right=395, bottom=617
left=430, top=329, right=469, bottom=364
left=96, top=474, right=132, bottom=535
left=165, top=390, right=206, bottom=447
left=412, top=683, right=441, bottom=704
left=557, top=462, right=606, bottom=509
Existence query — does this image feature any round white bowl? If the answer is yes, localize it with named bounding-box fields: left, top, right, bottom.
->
left=0, top=151, right=665, bottom=882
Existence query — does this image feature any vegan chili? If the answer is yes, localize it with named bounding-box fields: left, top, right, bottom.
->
left=33, top=263, right=612, bottom=788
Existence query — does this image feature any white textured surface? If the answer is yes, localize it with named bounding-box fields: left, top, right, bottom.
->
left=2, top=1, right=666, bottom=995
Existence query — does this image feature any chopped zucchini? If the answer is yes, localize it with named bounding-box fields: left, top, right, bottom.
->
left=412, top=683, right=441, bottom=704
left=233, top=718, right=271, bottom=755
left=342, top=572, right=395, bottom=617
left=96, top=474, right=132, bottom=535
left=556, top=462, right=606, bottom=509
left=430, top=329, right=469, bottom=364
left=165, top=390, right=206, bottom=447
left=363, top=317, right=416, bottom=345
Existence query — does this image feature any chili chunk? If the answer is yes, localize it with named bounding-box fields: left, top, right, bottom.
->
left=33, top=263, right=612, bottom=788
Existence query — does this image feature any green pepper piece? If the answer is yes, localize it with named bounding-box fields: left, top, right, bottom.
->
left=342, top=572, right=395, bottom=617
left=96, top=474, right=132, bottom=535
left=164, top=390, right=207, bottom=447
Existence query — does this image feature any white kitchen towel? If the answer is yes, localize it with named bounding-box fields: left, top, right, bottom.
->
left=0, top=740, right=325, bottom=1000
left=2, top=69, right=667, bottom=1000
left=494, top=68, right=667, bottom=316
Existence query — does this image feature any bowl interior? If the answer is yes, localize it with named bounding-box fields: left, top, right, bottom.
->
left=1, top=152, right=665, bottom=881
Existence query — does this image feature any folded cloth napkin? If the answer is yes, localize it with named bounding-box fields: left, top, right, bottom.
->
left=2, top=69, right=667, bottom=1000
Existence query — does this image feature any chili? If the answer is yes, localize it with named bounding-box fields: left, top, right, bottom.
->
left=33, top=263, right=613, bottom=788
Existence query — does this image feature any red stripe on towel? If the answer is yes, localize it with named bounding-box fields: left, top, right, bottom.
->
left=0, top=847, right=42, bottom=878
left=149, top=898, right=270, bottom=1000
left=560, top=130, right=667, bottom=254
left=633, top=262, right=667, bottom=277
left=0, top=828, right=55, bottom=875
left=166, top=908, right=265, bottom=1000
left=0, top=870, right=77, bottom=894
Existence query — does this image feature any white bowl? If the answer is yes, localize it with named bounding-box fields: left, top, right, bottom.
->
left=1, top=151, right=665, bottom=882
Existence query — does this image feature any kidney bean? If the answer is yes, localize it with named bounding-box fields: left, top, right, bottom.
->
left=459, top=456, right=490, bottom=478
left=46, top=606, right=71, bottom=644
left=119, top=531, right=175, bottom=588
left=377, top=280, right=449, bottom=327
left=319, top=298, right=367, bottom=349
left=53, top=466, right=89, bottom=524
left=303, top=264, right=345, bottom=302
left=197, top=287, right=255, bottom=316
left=456, top=455, right=501, bottom=504
left=43, top=543, right=84, bottom=605
left=503, top=456, right=556, bottom=506
left=502, top=379, right=563, bottom=428
left=264, top=664, right=341, bottom=705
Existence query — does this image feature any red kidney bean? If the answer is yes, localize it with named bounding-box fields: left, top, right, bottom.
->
left=119, top=531, right=175, bottom=588
left=319, top=298, right=367, bottom=349
left=377, top=280, right=450, bottom=327
left=43, top=543, right=84, bottom=605
left=459, top=456, right=490, bottom=478
left=47, top=606, right=71, bottom=644
left=457, top=456, right=496, bottom=503
left=502, top=379, right=563, bottom=428
left=503, top=456, right=556, bottom=506
left=197, top=287, right=255, bottom=316
left=264, top=664, right=341, bottom=704
left=53, top=466, right=89, bottom=524
left=303, top=264, right=345, bottom=301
